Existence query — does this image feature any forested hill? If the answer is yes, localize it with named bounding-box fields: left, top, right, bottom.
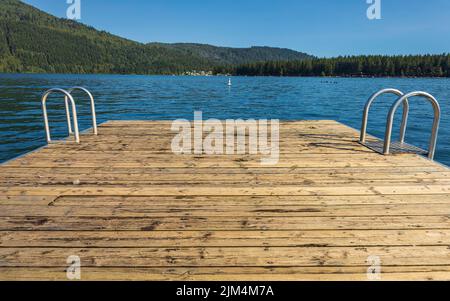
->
left=0, top=0, right=312, bottom=74
left=152, top=43, right=312, bottom=66
left=1, top=1, right=446, bottom=77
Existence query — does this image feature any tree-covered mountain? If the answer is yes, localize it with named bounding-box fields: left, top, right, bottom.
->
left=151, top=43, right=312, bottom=66
left=1, top=0, right=446, bottom=77
left=0, top=0, right=313, bottom=74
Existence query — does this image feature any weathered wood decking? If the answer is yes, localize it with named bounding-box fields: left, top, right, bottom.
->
left=1, top=120, right=450, bottom=280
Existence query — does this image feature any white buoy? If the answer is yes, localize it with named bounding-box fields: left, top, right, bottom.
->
left=228, top=78, right=232, bottom=86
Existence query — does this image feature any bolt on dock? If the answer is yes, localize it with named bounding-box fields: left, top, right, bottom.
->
left=1, top=120, right=450, bottom=280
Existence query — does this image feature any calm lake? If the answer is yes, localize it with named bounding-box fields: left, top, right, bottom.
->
left=0, top=73, right=449, bottom=166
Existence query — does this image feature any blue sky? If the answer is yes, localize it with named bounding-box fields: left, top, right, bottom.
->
left=23, top=0, right=450, bottom=57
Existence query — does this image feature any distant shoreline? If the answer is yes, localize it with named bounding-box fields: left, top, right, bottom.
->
left=1, top=72, right=449, bottom=79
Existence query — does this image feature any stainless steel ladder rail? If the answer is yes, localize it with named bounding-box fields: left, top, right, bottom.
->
left=384, top=91, right=441, bottom=160
left=42, top=88, right=80, bottom=143
left=360, top=88, right=409, bottom=144
left=64, top=87, right=98, bottom=135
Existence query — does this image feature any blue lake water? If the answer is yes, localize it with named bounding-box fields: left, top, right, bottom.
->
left=0, top=73, right=449, bottom=166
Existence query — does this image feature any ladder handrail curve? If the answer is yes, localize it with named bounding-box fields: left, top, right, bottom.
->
left=360, top=88, right=409, bottom=144
left=65, top=87, right=98, bottom=135
left=383, top=91, right=441, bottom=160
left=42, top=88, right=80, bottom=144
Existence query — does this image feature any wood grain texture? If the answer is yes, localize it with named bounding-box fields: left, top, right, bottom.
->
left=0, top=120, right=449, bottom=281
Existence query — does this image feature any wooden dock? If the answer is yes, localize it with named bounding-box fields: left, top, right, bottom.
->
left=1, top=120, right=450, bottom=281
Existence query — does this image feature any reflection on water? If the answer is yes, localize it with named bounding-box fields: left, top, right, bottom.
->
left=0, top=73, right=449, bottom=166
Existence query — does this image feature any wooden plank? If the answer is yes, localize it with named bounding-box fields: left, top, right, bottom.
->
left=2, top=177, right=449, bottom=187
left=3, top=194, right=450, bottom=206
left=7, top=156, right=435, bottom=169
left=1, top=266, right=450, bottom=281
left=1, top=246, right=450, bottom=267
left=2, top=230, right=450, bottom=248
left=1, top=185, right=450, bottom=196
left=2, top=203, right=450, bottom=217
left=1, top=166, right=446, bottom=174
left=49, top=195, right=450, bottom=206
left=1, top=215, right=449, bottom=231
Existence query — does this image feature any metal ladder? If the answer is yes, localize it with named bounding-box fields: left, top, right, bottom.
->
left=359, top=88, right=441, bottom=160
left=41, top=87, right=98, bottom=144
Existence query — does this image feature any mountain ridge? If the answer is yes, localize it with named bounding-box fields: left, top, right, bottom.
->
left=0, top=0, right=313, bottom=74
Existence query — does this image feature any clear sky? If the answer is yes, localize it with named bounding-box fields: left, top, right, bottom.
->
left=22, top=0, right=450, bottom=57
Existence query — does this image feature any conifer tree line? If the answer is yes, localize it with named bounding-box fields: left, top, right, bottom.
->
left=214, top=55, right=450, bottom=77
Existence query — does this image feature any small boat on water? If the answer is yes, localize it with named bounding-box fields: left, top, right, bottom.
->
left=228, top=78, right=232, bottom=86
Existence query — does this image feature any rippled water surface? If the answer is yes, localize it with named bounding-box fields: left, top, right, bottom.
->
left=0, top=73, right=449, bottom=166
